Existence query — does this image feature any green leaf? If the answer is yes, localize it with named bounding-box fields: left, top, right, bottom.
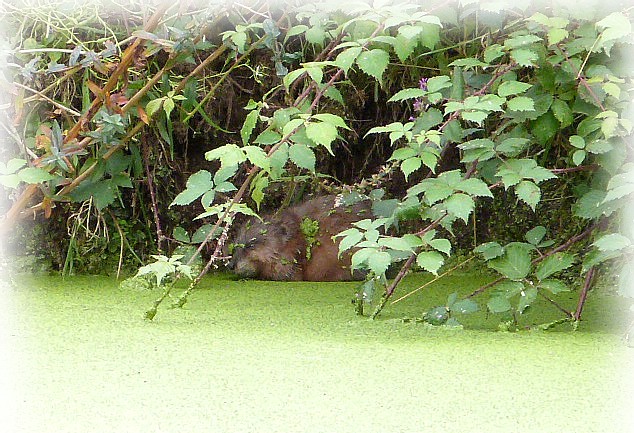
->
left=515, top=180, right=541, bottom=211
left=525, top=226, right=546, bottom=245
left=488, top=243, right=531, bottom=280
left=535, top=253, right=575, bottom=280
left=282, top=118, right=305, bottom=137
left=335, top=47, right=363, bottom=73
left=596, top=12, right=632, bottom=43
left=507, top=96, right=535, bottom=112
left=305, top=121, right=338, bottom=152
left=448, top=58, right=488, bottom=69
left=283, top=68, right=306, bottom=90
left=337, top=228, right=363, bottom=255
left=547, top=28, right=569, bottom=45
left=474, top=242, right=504, bottom=260
left=458, top=178, right=493, bottom=198
left=572, top=149, right=586, bottom=166
left=497, top=81, right=532, bottom=97
left=173, top=226, right=190, bottom=243
left=444, top=193, right=474, bottom=223
left=356, top=49, right=390, bottom=83
left=305, top=66, right=323, bottom=84
left=243, top=146, right=270, bottom=171
left=205, top=143, right=247, bottom=167
left=569, top=135, right=585, bottom=149
left=388, top=88, right=427, bottom=103
left=137, top=259, right=176, bottom=286
left=511, top=49, right=538, bottom=67
left=145, top=98, right=163, bottom=117
left=426, top=76, right=451, bottom=93
left=401, top=157, right=422, bottom=180
left=539, top=279, right=570, bottom=294
left=16, top=167, right=54, bottom=184
left=240, top=109, right=259, bottom=145
left=368, top=251, right=392, bottom=275
left=451, top=298, right=479, bottom=314
left=517, top=287, right=537, bottom=314
left=0, top=158, right=26, bottom=174
left=378, top=236, right=415, bottom=252
left=416, top=251, right=444, bottom=275
left=171, top=170, right=214, bottom=206
left=593, top=233, right=631, bottom=252
left=484, top=44, right=504, bottom=63
left=312, top=113, right=350, bottom=130
left=255, top=129, right=282, bottom=145
left=429, top=238, right=451, bottom=255
left=305, top=25, right=326, bottom=46
left=393, top=34, right=416, bottom=62
left=551, top=99, right=573, bottom=128
left=487, top=296, right=512, bottom=313
left=288, top=143, right=315, bottom=171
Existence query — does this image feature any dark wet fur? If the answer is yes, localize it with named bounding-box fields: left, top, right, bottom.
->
left=228, top=195, right=371, bottom=281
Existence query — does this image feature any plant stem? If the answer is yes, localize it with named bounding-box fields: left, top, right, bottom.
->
left=574, top=267, right=595, bottom=321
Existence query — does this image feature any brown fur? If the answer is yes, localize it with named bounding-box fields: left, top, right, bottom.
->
left=228, top=195, right=371, bottom=281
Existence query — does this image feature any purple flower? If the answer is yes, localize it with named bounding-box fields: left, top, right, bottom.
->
left=419, top=77, right=428, bottom=91
left=413, top=99, right=424, bottom=111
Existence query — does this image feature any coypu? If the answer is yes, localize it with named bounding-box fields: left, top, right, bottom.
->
left=227, top=195, right=372, bottom=281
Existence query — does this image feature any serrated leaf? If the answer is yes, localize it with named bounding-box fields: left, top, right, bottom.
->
left=388, top=88, right=427, bottom=102
left=593, top=233, right=631, bottom=251
left=429, top=238, right=451, bottom=255
left=458, top=178, right=493, bottom=198
left=283, top=68, right=306, bottom=90
left=451, top=298, right=479, bottom=314
left=569, top=135, right=585, bottom=149
left=240, top=109, right=259, bottom=145
left=488, top=243, right=532, bottom=280
left=497, top=81, right=532, bottom=97
left=173, top=226, right=190, bottom=243
left=511, top=49, right=538, bottom=67
left=572, top=149, right=586, bottom=166
left=539, top=279, right=570, bottom=294
left=525, top=226, right=546, bottom=245
left=426, top=75, right=451, bottom=93
left=484, top=44, right=504, bottom=63
left=205, top=143, right=247, bottom=167
left=416, top=251, right=444, bottom=275
left=551, top=99, right=573, bottom=127
left=517, top=287, right=537, bottom=314
left=487, top=296, right=512, bottom=313
left=507, top=96, right=535, bottom=112
left=16, top=167, right=54, bottom=184
left=171, top=170, right=214, bottom=206
left=378, top=236, right=415, bottom=252
left=535, top=252, right=575, bottom=280
left=242, top=146, right=269, bottom=172
left=337, top=228, right=363, bottom=255
left=448, top=58, right=488, bottom=69
left=288, top=143, right=315, bottom=171
left=474, top=242, right=504, bottom=260
left=335, top=47, right=363, bottom=73
left=401, top=157, right=422, bottom=180
left=356, top=49, right=389, bottom=83
left=312, top=113, right=350, bottom=130
left=305, top=121, right=338, bottom=152
left=444, top=193, right=474, bottom=223
left=368, top=251, right=392, bottom=275
left=515, top=180, right=541, bottom=211
left=254, top=129, right=282, bottom=145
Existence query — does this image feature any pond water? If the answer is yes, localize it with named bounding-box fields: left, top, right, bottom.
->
left=2, top=272, right=633, bottom=433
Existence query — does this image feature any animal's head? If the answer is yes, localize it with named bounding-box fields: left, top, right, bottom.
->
left=227, top=215, right=302, bottom=280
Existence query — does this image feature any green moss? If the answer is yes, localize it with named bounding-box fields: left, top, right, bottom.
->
left=300, top=217, right=320, bottom=260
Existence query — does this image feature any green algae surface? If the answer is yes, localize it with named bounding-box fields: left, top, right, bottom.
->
left=3, top=272, right=633, bottom=433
